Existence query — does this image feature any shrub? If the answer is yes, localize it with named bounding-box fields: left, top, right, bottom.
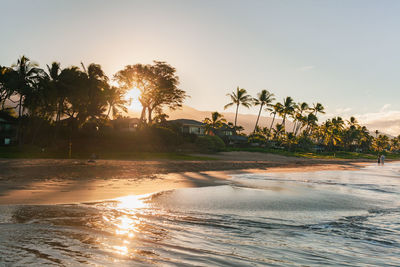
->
left=296, top=136, right=314, bottom=151
left=195, top=135, right=225, bottom=152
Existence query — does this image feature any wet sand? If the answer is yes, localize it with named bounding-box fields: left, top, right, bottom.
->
left=0, top=152, right=372, bottom=204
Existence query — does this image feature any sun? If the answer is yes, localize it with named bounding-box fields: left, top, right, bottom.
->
left=124, top=88, right=142, bottom=111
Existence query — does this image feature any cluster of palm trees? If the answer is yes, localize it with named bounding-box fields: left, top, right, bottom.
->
left=0, top=56, right=131, bottom=145
left=0, top=56, right=187, bottom=147
left=205, top=86, right=396, bottom=153
left=223, top=86, right=325, bottom=136
left=0, top=56, right=127, bottom=125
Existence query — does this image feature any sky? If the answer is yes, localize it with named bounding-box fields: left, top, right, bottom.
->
left=1, top=0, right=400, bottom=134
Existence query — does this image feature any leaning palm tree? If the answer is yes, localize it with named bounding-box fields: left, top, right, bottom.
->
left=293, top=102, right=309, bottom=135
left=281, top=96, right=296, bottom=132
left=268, top=102, right=283, bottom=136
left=224, top=86, right=252, bottom=130
left=203, top=111, right=227, bottom=135
left=252, top=89, right=275, bottom=133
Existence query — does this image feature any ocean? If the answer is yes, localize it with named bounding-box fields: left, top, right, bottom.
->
left=1, top=163, right=399, bottom=266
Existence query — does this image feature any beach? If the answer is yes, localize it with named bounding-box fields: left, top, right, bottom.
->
left=0, top=152, right=371, bottom=204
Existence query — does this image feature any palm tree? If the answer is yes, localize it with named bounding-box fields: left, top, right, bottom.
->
left=45, top=62, right=63, bottom=122
left=252, top=89, right=275, bottom=133
left=272, top=123, right=285, bottom=141
left=81, top=63, right=110, bottom=123
left=281, top=96, right=295, bottom=132
left=347, top=116, right=358, bottom=127
left=9, top=56, right=42, bottom=145
left=293, top=102, right=309, bottom=135
left=268, top=102, right=283, bottom=137
left=10, top=56, right=41, bottom=118
left=311, top=103, right=325, bottom=117
left=305, top=113, right=318, bottom=135
left=224, top=86, right=252, bottom=130
left=106, top=86, right=128, bottom=119
left=203, top=111, right=226, bottom=135
left=359, top=126, right=372, bottom=152
left=375, top=134, right=389, bottom=152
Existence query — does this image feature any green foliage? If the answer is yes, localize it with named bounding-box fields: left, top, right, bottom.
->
left=203, top=111, right=226, bottom=134
left=248, top=133, right=267, bottom=144
left=296, top=135, right=314, bottom=151
left=195, top=135, right=226, bottom=152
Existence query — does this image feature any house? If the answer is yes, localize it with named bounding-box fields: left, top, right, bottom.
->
left=112, top=117, right=140, bottom=132
left=169, top=119, right=205, bottom=135
left=214, top=125, right=235, bottom=137
left=0, top=114, right=17, bottom=145
left=170, top=118, right=248, bottom=144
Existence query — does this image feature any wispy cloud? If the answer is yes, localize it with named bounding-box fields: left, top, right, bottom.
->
left=355, top=107, right=400, bottom=136
left=298, top=65, right=315, bottom=72
left=325, top=104, right=400, bottom=136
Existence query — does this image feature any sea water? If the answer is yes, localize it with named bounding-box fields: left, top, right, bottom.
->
left=1, top=163, right=399, bottom=266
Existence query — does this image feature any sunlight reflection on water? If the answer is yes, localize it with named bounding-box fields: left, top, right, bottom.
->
left=1, top=163, right=400, bottom=266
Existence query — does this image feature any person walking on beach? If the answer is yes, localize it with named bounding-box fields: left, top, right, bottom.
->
left=380, top=154, right=385, bottom=165
left=378, top=155, right=381, bottom=165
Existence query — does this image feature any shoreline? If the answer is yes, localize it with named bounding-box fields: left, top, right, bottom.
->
left=0, top=152, right=377, bottom=205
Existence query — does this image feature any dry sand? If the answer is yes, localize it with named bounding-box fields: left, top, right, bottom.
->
left=0, top=151, right=372, bottom=205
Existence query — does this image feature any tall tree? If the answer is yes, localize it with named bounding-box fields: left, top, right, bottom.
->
left=8, top=56, right=43, bottom=145
left=224, top=86, right=252, bottom=131
left=60, top=64, right=110, bottom=127
left=252, top=89, right=275, bottom=133
left=45, top=62, right=63, bottom=123
left=9, top=56, right=42, bottom=118
left=293, top=102, right=309, bottom=135
left=268, top=102, right=283, bottom=137
left=115, top=61, right=187, bottom=124
left=146, top=61, right=187, bottom=124
left=280, top=96, right=295, bottom=132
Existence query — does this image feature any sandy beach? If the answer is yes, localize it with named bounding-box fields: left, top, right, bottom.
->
left=0, top=152, right=372, bottom=205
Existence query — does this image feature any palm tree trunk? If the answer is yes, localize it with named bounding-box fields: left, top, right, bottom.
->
left=234, top=104, right=239, bottom=128
left=253, top=104, right=263, bottom=133
left=17, top=96, right=23, bottom=146
left=268, top=113, right=276, bottom=139
left=234, top=103, right=239, bottom=134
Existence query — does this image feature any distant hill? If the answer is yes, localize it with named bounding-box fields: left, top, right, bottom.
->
left=128, top=105, right=397, bottom=137
left=128, top=105, right=293, bottom=134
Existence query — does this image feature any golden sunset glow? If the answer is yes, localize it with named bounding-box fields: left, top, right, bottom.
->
left=97, top=195, right=152, bottom=257
left=124, top=88, right=142, bottom=111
